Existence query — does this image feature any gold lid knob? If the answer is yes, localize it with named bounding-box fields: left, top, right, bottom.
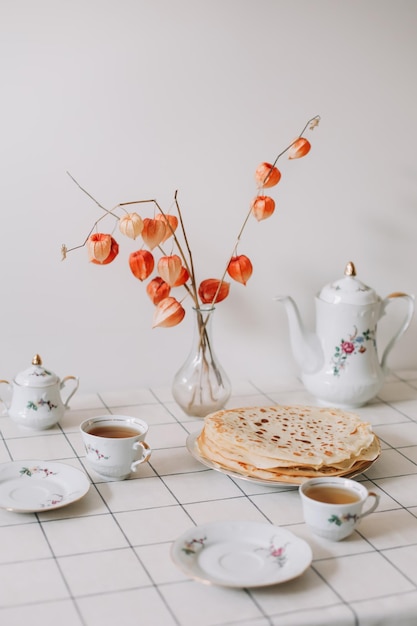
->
left=344, top=261, right=356, bottom=277
left=32, top=354, right=42, bottom=366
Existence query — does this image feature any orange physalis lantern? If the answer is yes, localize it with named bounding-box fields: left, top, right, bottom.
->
left=119, top=212, right=144, bottom=239
left=141, top=218, right=167, bottom=250
left=288, top=137, right=311, bottom=159
left=227, top=255, right=253, bottom=285
left=129, top=250, right=155, bottom=281
left=250, top=196, right=276, bottom=221
left=157, top=254, right=182, bottom=287
left=254, top=162, right=281, bottom=188
left=88, top=234, right=119, bottom=265
left=152, top=297, right=186, bottom=328
left=172, top=265, right=189, bottom=287
left=198, top=279, right=230, bottom=304
left=146, top=277, right=171, bottom=305
left=155, top=213, right=179, bottom=242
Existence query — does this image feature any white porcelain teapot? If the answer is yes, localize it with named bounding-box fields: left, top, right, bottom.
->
left=0, top=354, right=79, bottom=429
left=275, top=262, right=415, bottom=408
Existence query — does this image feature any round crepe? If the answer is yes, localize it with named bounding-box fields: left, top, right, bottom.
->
left=196, top=405, right=380, bottom=482
left=196, top=444, right=375, bottom=485
left=198, top=425, right=380, bottom=473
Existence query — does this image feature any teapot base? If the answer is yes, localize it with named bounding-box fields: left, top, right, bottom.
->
left=315, top=398, right=369, bottom=410
left=301, top=374, right=384, bottom=410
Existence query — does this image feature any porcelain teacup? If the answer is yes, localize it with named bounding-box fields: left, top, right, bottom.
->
left=299, top=477, right=380, bottom=541
left=80, top=415, right=152, bottom=480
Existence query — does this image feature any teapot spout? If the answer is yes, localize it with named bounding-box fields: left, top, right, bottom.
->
left=274, top=295, right=324, bottom=374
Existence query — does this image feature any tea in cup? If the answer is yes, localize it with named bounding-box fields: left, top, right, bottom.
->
left=80, top=415, right=152, bottom=480
left=299, top=477, right=379, bottom=541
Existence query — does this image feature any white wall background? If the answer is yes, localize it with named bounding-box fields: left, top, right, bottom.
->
left=1, top=0, right=417, bottom=394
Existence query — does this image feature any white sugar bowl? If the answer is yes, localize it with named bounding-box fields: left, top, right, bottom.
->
left=0, top=354, right=79, bottom=429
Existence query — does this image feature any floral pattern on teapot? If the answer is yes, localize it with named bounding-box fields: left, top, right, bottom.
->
left=332, top=326, right=376, bottom=376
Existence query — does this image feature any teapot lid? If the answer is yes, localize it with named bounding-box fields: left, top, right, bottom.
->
left=318, top=262, right=379, bottom=305
left=14, top=354, right=60, bottom=387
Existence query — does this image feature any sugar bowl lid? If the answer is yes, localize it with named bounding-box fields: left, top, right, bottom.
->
left=14, top=354, right=60, bottom=387
left=318, top=262, right=379, bottom=305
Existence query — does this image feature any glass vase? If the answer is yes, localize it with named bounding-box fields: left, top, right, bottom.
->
left=172, top=306, right=231, bottom=417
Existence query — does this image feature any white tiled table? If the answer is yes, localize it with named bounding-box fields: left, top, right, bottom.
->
left=1, top=371, right=417, bottom=626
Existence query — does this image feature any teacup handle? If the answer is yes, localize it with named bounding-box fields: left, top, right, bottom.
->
left=131, top=441, right=152, bottom=471
left=359, top=492, right=380, bottom=519
left=60, top=376, right=80, bottom=408
left=0, top=380, right=11, bottom=410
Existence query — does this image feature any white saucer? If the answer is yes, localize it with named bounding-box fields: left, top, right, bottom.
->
left=0, top=460, right=91, bottom=512
left=171, top=520, right=312, bottom=587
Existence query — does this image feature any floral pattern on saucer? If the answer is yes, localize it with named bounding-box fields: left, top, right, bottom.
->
left=42, top=493, right=65, bottom=507
left=182, top=534, right=288, bottom=567
left=256, top=537, right=288, bottom=567
left=20, top=465, right=57, bottom=478
left=0, top=460, right=90, bottom=513
left=172, top=521, right=312, bottom=587
left=182, top=536, right=206, bottom=555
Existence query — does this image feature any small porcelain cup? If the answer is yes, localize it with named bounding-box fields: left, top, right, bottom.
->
left=299, top=477, right=380, bottom=541
left=80, top=415, right=152, bottom=480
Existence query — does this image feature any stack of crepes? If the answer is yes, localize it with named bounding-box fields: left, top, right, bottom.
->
left=196, top=405, right=380, bottom=484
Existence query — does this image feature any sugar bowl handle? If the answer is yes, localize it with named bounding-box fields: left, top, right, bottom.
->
left=60, top=375, right=80, bottom=408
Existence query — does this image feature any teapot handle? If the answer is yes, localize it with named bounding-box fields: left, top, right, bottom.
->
left=60, top=375, right=80, bottom=408
left=380, top=293, right=415, bottom=371
left=0, top=380, right=11, bottom=411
